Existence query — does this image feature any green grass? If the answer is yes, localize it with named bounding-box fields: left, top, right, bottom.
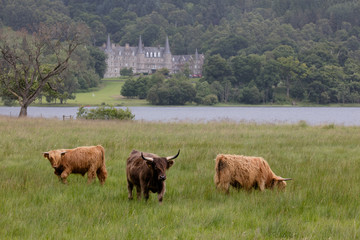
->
left=65, top=78, right=148, bottom=106
left=1, top=117, right=359, bottom=239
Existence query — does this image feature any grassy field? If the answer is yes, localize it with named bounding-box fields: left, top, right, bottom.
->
left=65, top=78, right=148, bottom=106
left=0, top=117, right=359, bottom=239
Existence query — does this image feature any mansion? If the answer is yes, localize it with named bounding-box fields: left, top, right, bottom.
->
left=101, top=35, right=204, bottom=78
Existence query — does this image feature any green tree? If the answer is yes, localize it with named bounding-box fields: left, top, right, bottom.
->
left=135, top=76, right=151, bottom=99
left=195, top=81, right=212, bottom=104
left=203, top=54, right=232, bottom=84
left=277, top=56, right=307, bottom=98
left=147, top=78, right=196, bottom=105
left=241, top=81, right=261, bottom=104
left=231, top=54, right=263, bottom=87
left=121, top=78, right=137, bottom=98
left=257, top=59, right=280, bottom=103
left=89, top=46, right=107, bottom=78
left=210, top=34, right=248, bottom=59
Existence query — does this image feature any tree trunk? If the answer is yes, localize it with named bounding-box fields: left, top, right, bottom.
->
left=286, top=76, right=290, bottom=98
left=286, top=87, right=290, bottom=98
left=19, top=105, right=28, bottom=117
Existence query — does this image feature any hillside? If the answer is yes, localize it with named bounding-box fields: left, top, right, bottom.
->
left=1, top=0, right=360, bottom=105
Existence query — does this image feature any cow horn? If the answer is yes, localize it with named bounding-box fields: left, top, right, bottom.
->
left=141, top=152, right=153, bottom=162
left=166, top=149, right=180, bottom=161
left=279, top=177, right=292, bottom=181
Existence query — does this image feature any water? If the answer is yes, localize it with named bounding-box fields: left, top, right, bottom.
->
left=0, top=106, right=359, bottom=126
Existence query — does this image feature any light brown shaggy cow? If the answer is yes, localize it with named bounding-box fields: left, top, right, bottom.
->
left=43, top=145, right=107, bottom=185
left=214, top=154, right=291, bottom=193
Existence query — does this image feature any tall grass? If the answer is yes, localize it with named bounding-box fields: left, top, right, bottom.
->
left=0, top=116, right=359, bottom=239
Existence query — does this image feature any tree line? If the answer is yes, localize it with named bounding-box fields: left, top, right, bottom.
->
left=1, top=0, right=360, bottom=107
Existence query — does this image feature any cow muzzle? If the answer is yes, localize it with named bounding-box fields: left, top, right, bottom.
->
left=159, top=175, right=166, bottom=181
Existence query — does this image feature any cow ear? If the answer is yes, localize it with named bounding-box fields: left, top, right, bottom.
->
left=43, top=152, right=49, bottom=159
left=61, top=152, right=67, bottom=156
left=167, top=160, right=174, bottom=169
left=146, top=161, right=154, bottom=168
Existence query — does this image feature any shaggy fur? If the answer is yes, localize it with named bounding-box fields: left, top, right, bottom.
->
left=43, top=145, right=107, bottom=185
left=214, top=154, right=291, bottom=193
left=126, top=149, right=179, bottom=203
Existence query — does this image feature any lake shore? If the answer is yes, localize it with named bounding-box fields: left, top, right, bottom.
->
left=1, top=105, right=359, bottom=126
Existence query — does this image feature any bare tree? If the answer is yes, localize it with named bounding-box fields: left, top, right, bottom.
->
left=0, top=22, right=90, bottom=117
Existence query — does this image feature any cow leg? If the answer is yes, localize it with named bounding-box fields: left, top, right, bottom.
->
left=136, top=185, right=141, bottom=200
left=87, top=167, right=97, bottom=184
left=127, top=180, right=134, bottom=200
left=143, top=190, right=149, bottom=201
left=60, top=169, right=71, bottom=184
left=258, top=181, right=266, bottom=191
left=141, top=185, right=150, bottom=201
left=96, top=166, right=107, bottom=185
left=158, top=182, right=166, bottom=203
left=54, top=170, right=61, bottom=181
left=216, top=181, right=230, bottom=194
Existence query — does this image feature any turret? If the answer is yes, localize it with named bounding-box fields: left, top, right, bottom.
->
left=137, top=35, right=143, bottom=54
left=163, top=36, right=172, bottom=72
left=105, top=34, right=112, bottom=52
left=136, top=35, right=145, bottom=73
left=164, top=36, right=171, bottom=55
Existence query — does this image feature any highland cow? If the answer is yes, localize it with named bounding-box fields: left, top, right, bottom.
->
left=43, top=145, right=107, bottom=185
left=126, top=149, right=180, bottom=203
left=214, top=154, right=291, bottom=193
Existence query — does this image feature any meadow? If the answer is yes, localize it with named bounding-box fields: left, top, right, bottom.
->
left=0, top=116, right=359, bottom=239
left=65, top=78, right=148, bottom=106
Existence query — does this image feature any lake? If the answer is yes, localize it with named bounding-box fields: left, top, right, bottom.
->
left=0, top=106, right=359, bottom=126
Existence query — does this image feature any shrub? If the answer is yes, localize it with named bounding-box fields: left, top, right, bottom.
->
left=77, top=106, right=134, bottom=120
left=120, top=67, right=133, bottom=76
left=203, top=94, right=219, bottom=105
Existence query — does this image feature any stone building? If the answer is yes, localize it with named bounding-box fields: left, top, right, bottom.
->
left=102, top=35, right=204, bottom=78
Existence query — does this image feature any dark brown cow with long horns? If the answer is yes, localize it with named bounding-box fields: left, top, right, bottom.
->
left=126, top=149, right=180, bottom=203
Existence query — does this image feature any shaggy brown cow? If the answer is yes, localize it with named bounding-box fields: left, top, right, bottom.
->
left=214, top=154, right=291, bottom=193
left=126, top=149, right=180, bottom=203
left=43, top=145, right=107, bottom=185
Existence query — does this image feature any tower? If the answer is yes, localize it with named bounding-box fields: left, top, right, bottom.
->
left=136, top=35, right=145, bottom=73
left=163, top=36, right=172, bottom=71
left=105, top=34, right=112, bottom=53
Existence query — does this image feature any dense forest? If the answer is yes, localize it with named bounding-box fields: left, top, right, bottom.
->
left=1, top=0, right=360, bottom=104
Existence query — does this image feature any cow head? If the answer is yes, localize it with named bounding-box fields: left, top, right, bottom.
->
left=141, top=150, right=180, bottom=181
left=43, top=150, right=66, bottom=168
left=272, top=176, right=292, bottom=190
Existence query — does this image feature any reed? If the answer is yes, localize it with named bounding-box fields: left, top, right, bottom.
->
left=0, top=116, right=359, bottom=239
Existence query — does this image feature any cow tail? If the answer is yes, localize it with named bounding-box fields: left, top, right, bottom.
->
left=97, top=145, right=107, bottom=184
left=214, top=155, right=225, bottom=184
left=100, top=145, right=105, bottom=165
